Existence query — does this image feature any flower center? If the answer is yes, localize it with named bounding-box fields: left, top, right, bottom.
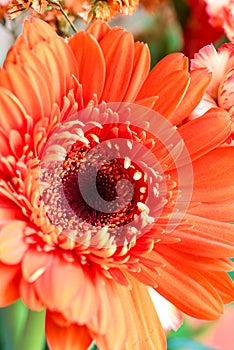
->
left=61, top=142, right=148, bottom=228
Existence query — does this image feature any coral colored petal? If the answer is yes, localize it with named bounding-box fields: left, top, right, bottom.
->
left=135, top=96, right=158, bottom=109
left=205, top=271, right=234, bottom=303
left=17, top=49, right=55, bottom=110
left=174, top=216, right=234, bottom=258
left=22, top=249, right=53, bottom=283
left=153, top=71, right=190, bottom=119
left=4, top=18, right=57, bottom=64
left=136, top=52, right=188, bottom=100
left=20, top=279, right=44, bottom=311
left=33, top=43, right=66, bottom=106
left=0, top=263, right=20, bottom=306
left=46, top=312, right=92, bottom=350
left=172, top=68, right=212, bottom=124
left=0, top=87, right=27, bottom=134
left=177, top=109, right=232, bottom=163
left=188, top=201, right=234, bottom=222
left=0, top=221, right=28, bottom=264
left=22, top=18, right=57, bottom=47
left=69, top=31, right=105, bottom=105
left=99, top=28, right=134, bottom=102
left=63, top=269, right=97, bottom=325
left=86, top=20, right=111, bottom=42
left=88, top=278, right=127, bottom=350
left=192, top=147, right=234, bottom=203
left=47, top=36, right=78, bottom=90
left=123, top=42, right=150, bottom=102
left=150, top=251, right=224, bottom=319
left=34, top=253, right=97, bottom=325
left=116, top=277, right=166, bottom=350
left=1, top=65, right=44, bottom=120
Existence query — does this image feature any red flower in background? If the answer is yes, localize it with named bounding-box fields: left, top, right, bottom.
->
left=184, top=0, right=224, bottom=57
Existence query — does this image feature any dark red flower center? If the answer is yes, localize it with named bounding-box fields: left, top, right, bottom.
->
left=61, top=141, right=148, bottom=228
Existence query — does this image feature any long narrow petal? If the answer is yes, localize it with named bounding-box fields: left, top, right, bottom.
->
left=148, top=251, right=224, bottom=319
left=123, top=42, right=150, bottom=102
left=191, top=147, right=234, bottom=203
left=88, top=278, right=127, bottom=350
left=99, top=28, right=134, bottom=102
left=0, top=221, right=28, bottom=264
left=69, top=31, right=106, bottom=105
left=178, top=109, right=232, bottom=163
left=172, top=68, right=212, bottom=124
left=136, top=52, right=188, bottom=100
left=116, top=277, right=166, bottom=350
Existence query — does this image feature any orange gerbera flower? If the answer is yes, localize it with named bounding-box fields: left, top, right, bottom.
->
left=0, top=19, right=234, bottom=350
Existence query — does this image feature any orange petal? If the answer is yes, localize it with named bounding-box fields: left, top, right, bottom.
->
left=188, top=201, right=234, bottom=222
left=136, top=52, right=188, bottom=100
left=157, top=246, right=234, bottom=272
left=22, top=18, right=57, bottom=46
left=21, top=248, right=53, bottom=283
left=86, top=20, right=111, bottom=42
left=46, top=312, right=92, bottom=350
left=116, top=277, right=166, bottom=350
left=99, top=28, right=134, bottom=102
left=63, top=269, right=97, bottom=325
left=0, top=263, right=20, bottom=306
left=34, top=253, right=96, bottom=324
left=0, top=87, right=27, bottom=134
left=69, top=31, right=105, bottom=105
left=88, top=278, right=127, bottom=350
left=4, top=19, right=57, bottom=65
left=150, top=251, right=224, bottom=319
left=173, top=215, right=234, bottom=258
left=171, top=68, right=212, bottom=124
left=177, top=108, right=232, bottom=163
left=191, top=147, right=234, bottom=203
left=0, top=221, right=28, bottom=264
left=0, top=65, right=44, bottom=120
left=17, top=49, right=55, bottom=112
left=153, top=70, right=190, bottom=118
left=205, top=271, right=234, bottom=303
left=47, top=36, right=78, bottom=91
left=20, top=279, right=44, bottom=311
left=123, top=42, right=150, bottom=102
left=33, top=42, right=66, bottom=106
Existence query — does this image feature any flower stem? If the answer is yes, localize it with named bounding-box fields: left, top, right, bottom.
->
left=16, top=308, right=46, bottom=350
left=0, top=300, right=28, bottom=350
left=49, top=1, right=78, bottom=33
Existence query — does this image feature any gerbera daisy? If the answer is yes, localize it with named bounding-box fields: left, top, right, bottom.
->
left=189, top=43, right=234, bottom=119
left=0, top=19, right=234, bottom=350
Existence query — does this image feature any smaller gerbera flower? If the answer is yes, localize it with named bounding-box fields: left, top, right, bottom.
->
left=190, top=43, right=234, bottom=119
